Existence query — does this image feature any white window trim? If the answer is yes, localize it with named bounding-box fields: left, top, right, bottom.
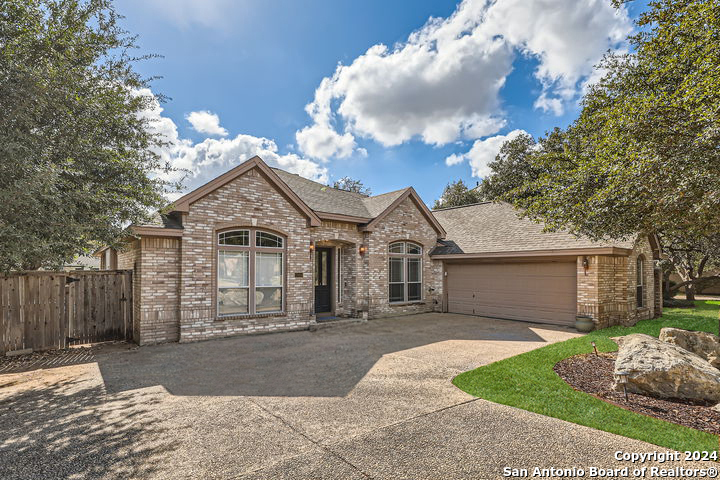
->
left=217, top=229, right=286, bottom=317
left=388, top=241, right=423, bottom=304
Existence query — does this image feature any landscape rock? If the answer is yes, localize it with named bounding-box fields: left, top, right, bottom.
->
left=659, top=327, right=720, bottom=369
left=612, top=333, right=720, bottom=403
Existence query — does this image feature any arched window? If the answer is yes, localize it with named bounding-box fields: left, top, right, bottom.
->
left=388, top=241, right=422, bottom=303
left=636, top=256, right=645, bottom=308
left=218, top=229, right=284, bottom=316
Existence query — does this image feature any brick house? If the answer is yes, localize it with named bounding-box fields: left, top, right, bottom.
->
left=99, top=156, right=661, bottom=345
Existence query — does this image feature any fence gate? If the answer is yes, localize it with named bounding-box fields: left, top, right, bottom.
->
left=0, top=270, right=133, bottom=354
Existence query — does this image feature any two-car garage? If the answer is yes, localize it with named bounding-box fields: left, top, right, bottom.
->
left=444, top=260, right=578, bottom=326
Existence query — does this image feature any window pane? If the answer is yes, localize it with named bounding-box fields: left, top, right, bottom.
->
left=408, top=283, right=421, bottom=301
left=407, top=258, right=421, bottom=282
left=389, top=242, right=404, bottom=254
left=218, top=251, right=248, bottom=287
left=406, top=243, right=422, bottom=254
left=636, top=259, right=643, bottom=285
left=218, top=288, right=249, bottom=314
left=256, top=287, right=282, bottom=312
left=256, top=252, right=283, bottom=286
left=389, top=258, right=404, bottom=283
left=219, top=230, right=249, bottom=246
left=389, top=283, right=404, bottom=302
left=256, top=231, right=283, bottom=248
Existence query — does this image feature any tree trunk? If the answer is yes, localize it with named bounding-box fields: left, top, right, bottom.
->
left=685, top=284, right=696, bottom=301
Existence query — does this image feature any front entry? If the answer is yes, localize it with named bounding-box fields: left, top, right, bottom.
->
left=314, top=247, right=333, bottom=313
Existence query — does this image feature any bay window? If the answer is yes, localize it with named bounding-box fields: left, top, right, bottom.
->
left=218, top=229, right=284, bottom=316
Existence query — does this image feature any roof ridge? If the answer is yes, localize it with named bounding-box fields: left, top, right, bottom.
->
left=271, top=167, right=370, bottom=198
left=432, top=201, right=494, bottom=212
left=366, top=187, right=410, bottom=200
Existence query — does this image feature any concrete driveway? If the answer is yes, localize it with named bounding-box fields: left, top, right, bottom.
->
left=0, top=314, right=711, bottom=479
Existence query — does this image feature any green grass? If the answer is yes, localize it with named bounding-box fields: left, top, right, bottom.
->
left=453, top=300, right=720, bottom=452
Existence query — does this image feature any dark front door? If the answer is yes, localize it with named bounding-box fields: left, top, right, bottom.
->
left=314, top=248, right=332, bottom=313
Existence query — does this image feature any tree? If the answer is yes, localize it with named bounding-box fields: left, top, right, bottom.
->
left=0, top=0, right=177, bottom=271
left=332, top=177, right=371, bottom=195
left=503, top=0, right=720, bottom=242
left=482, top=130, right=720, bottom=301
left=433, top=179, right=483, bottom=209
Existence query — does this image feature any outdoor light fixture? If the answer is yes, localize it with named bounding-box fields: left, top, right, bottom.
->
left=359, top=245, right=367, bottom=256
left=582, top=256, right=590, bottom=275
left=309, top=242, right=315, bottom=253
left=591, top=341, right=598, bottom=356
left=615, top=371, right=630, bottom=402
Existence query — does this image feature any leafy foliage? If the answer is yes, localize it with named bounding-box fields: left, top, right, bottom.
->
left=0, top=0, right=178, bottom=271
left=433, top=179, right=483, bottom=209
left=495, top=0, right=720, bottom=241
left=332, top=176, right=371, bottom=195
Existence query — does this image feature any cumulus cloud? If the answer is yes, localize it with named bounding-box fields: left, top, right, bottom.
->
left=296, top=0, right=631, bottom=159
left=446, top=129, right=527, bottom=178
left=186, top=110, right=228, bottom=137
left=135, top=89, right=328, bottom=194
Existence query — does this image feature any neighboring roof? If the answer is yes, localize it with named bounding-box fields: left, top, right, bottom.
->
left=431, top=202, right=636, bottom=257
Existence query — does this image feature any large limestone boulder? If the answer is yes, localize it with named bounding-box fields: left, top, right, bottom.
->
left=659, top=327, right=720, bottom=369
left=613, top=333, right=720, bottom=403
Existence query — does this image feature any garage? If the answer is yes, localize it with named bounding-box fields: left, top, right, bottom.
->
left=445, top=261, right=577, bottom=326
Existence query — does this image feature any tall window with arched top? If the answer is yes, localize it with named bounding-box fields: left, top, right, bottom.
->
left=636, top=256, right=645, bottom=308
left=218, top=229, right=284, bottom=316
left=388, top=241, right=422, bottom=303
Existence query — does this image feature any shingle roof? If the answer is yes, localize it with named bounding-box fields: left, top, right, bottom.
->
left=272, top=168, right=407, bottom=219
left=431, top=202, right=635, bottom=255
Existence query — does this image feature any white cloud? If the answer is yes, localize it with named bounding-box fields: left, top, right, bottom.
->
left=135, top=89, right=328, bottom=195
left=444, top=153, right=465, bottom=167
left=295, top=123, right=356, bottom=161
left=186, top=111, right=228, bottom=137
left=448, top=129, right=528, bottom=178
left=296, top=0, right=631, bottom=158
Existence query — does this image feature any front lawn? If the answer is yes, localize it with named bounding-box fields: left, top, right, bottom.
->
left=453, top=301, right=720, bottom=452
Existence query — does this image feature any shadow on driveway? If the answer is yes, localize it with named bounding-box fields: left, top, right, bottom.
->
left=96, top=313, right=573, bottom=398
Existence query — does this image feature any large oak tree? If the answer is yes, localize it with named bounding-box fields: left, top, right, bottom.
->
left=0, top=0, right=177, bottom=271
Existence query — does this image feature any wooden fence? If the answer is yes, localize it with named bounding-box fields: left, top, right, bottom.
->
left=0, top=270, right=133, bottom=354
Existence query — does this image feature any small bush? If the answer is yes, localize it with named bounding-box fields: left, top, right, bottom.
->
left=663, top=298, right=696, bottom=308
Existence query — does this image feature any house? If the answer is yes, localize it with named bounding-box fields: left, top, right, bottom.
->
left=98, top=156, right=661, bottom=345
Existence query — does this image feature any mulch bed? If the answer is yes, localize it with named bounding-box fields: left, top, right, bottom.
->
left=554, top=352, right=720, bottom=435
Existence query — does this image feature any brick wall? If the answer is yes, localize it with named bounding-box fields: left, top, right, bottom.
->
left=124, top=167, right=444, bottom=344
left=577, top=236, right=656, bottom=329
left=366, top=197, right=443, bottom=318
left=178, top=168, right=313, bottom=342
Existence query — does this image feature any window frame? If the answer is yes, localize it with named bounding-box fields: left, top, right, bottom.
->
left=388, top=241, right=423, bottom=304
left=636, top=256, right=645, bottom=308
left=217, top=228, right=286, bottom=317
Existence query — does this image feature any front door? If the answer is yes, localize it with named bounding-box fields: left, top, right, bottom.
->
left=314, top=248, right=332, bottom=313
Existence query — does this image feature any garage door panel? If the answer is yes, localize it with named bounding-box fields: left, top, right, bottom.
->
left=446, top=262, right=577, bottom=326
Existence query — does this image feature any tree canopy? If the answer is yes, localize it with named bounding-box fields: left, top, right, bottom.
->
left=495, top=0, right=720, bottom=242
left=433, top=179, right=483, bottom=209
left=0, top=0, right=176, bottom=271
left=332, top=176, right=371, bottom=195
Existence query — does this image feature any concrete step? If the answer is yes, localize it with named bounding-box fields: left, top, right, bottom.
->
left=309, top=318, right=366, bottom=331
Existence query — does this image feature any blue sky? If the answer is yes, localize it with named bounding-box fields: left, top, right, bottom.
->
left=117, top=0, right=645, bottom=205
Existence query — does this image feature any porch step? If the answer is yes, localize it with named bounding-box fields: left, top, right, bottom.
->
left=309, top=318, right=366, bottom=331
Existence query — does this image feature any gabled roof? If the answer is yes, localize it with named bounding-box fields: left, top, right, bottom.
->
left=172, top=156, right=322, bottom=227
left=361, top=188, right=446, bottom=237
left=431, top=202, right=636, bottom=257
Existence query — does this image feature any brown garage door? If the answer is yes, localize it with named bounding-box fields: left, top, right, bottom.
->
left=446, top=261, right=577, bottom=325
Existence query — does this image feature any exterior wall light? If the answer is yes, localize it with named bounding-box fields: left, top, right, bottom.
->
left=309, top=242, right=315, bottom=253
left=359, top=245, right=367, bottom=256
left=582, top=256, right=590, bottom=275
